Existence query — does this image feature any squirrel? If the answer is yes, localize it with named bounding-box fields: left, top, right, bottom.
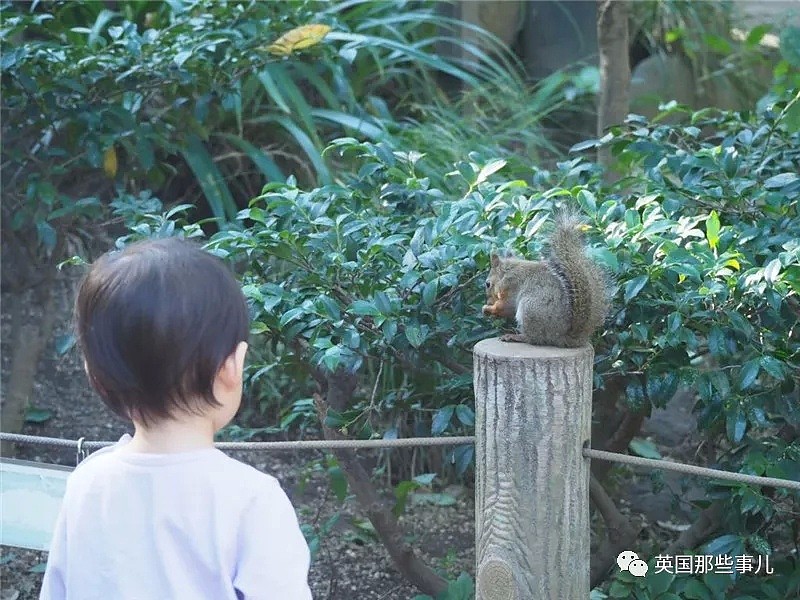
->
left=482, top=211, right=609, bottom=348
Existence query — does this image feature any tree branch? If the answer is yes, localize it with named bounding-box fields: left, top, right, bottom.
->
left=591, top=408, right=646, bottom=480
left=313, top=378, right=447, bottom=597
left=665, top=503, right=723, bottom=555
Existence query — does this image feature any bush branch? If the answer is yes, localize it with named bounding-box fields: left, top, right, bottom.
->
left=312, top=375, right=447, bottom=597
left=589, top=475, right=642, bottom=586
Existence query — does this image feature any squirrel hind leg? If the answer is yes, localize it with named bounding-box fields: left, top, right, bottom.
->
left=500, top=332, right=529, bottom=343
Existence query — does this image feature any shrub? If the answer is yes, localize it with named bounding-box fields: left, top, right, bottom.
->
left=111, top=85, right=800, bottom=594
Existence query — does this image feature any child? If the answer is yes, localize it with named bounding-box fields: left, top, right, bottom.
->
left=40, top=237, right=312, bottom=599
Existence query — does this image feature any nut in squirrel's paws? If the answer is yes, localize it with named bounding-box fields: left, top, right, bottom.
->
left=482, top=297, right=508, bottom=317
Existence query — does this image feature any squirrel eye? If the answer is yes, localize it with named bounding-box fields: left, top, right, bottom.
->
left=485, top=280, right=491, bottom=289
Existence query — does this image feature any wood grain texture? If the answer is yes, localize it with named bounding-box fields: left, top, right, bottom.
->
left=474, top=339, right=593, bottom=600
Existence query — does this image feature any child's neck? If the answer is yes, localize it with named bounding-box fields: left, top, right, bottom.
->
left=125, top=413, right=217, bottom=454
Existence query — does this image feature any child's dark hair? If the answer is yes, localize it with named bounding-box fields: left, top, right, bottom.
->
left=75, top=237, right=250, bottom=425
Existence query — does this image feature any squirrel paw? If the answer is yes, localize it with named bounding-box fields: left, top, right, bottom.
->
left=500, top=333, right=528, bottom=343
left=483, top=299, right=508, bottom=317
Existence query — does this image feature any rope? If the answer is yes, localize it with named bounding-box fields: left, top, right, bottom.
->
left=0, top=432, right=475, bottom=451
left=583, top=447, right=800, bottom=491
left=2, top=431, right=798, bottom=491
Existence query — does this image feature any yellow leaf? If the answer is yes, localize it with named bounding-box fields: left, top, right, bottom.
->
left=103, top=147, right=118, bottom=178
left=723, top=258, right=740, bottom=271
left=267, top=24, right=331, bottom=56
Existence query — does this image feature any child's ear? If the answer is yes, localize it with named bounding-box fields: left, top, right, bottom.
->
left=234, top=341, right=248, bottom=376
left=218, top=341, right=248, bottom=386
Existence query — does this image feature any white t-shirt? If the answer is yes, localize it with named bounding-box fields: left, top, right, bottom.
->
left=40, top=437, right=312, bottom=600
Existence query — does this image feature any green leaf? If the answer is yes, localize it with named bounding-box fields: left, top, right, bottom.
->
left=703, top=33, right=732, bottom=54
left=36, top=221, right=57, bottom=252
left=443, top=573, right=474, bottom=600
left=726, top=405, right=747, bottom=443
left=608, top=580, right=631, bottom=598
left=25, top=407, right=53, bottom=424
left=411, top=492, right=457, bottom=507
left=413, top=473, right=436, bottom=486
left=393, top=479, right=420, bottom=516
left=325, top=31, right=482, bottom=87
left=707, top=327, right=727, bottom=357
left=759, top=356, right=784, bottom=380
left=704, top=534, right=745, bottom=557
left=55, top=333, right=76, bottom=355
left=738, top=359, right=760, bottom=391
left=316, top=295, right=341, bottom=321
left=404, top=324, right=425, bottom=348
left=327, top=465, right=348, bottom=503
left=475, top=159, right=507, bottom=185
left=683, top=579, right=712, bottom=600
left=702, top=571, right=734, bottom=598
left=783, top=98, right=800, bottom=133
left=257, top=66, right=291, bottom=114
left=217, top=134, right=284, bottom=181
left=645, top=567, right=675, bottom=596
left=350, top=300, right=380, bottom=317
left=422, top=279, right=438, bottom=307
left=748, top=534, right=771, bottom=555
left=88, top=9, right=117, bottom=49
left=746, top=24, right=772, bottom=47
left=628, top=438, right=662, bottom=459
left=279, top=307, right=305, bottom=327
left=779, top=26, right=800, bottom=67
left=181, top=134, right=237, bottom=221
left=763, top=173, right=799, bottom=189
left=455, top=405, right=475, bottom=427
left=28, top=562, right=48, bottom=574
left=577, top=189, right=597, bottom=214
left=763, top=258, right=781, bottom=283
left=311, top=109, right=385, bottom=140
left=258, top=116, right=332, bottom=184
left=431, top=405, right=454, bottom=435
left=570, top=139, right=600, bottom=152
left=624, top=275, right=649, bottom=303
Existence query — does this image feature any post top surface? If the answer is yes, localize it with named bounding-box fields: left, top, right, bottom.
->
left=473, top=338, right=592, bottom=359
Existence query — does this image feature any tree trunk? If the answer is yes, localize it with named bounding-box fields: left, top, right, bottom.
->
left=597, top=0, right=630, bottom=175
left=1, top=281, right=58, bottom=457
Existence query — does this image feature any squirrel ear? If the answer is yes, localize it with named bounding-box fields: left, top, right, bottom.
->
left=490, top=253, right=500, bottom=267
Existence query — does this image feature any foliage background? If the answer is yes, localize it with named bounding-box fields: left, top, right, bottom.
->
left=2, top=1, right=799, bottom=599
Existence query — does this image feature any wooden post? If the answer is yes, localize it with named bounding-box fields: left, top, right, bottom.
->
left=473, top=339, right=593, bottom=600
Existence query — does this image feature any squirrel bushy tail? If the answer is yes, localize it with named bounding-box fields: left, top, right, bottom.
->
left=548, top=210, right=609, bottom=346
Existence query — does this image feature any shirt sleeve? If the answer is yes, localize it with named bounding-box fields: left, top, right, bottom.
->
left=39, top=501, right=67, bottom=600
left=233, top=478, right=312, bottom=600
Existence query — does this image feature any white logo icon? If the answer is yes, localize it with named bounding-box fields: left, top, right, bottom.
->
left=617, top=551, right=648, bottom=577
left=629, top=559, right=649, bottom=577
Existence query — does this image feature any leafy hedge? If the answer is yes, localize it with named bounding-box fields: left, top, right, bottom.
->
left=112, top=86, right=800, bottom=596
